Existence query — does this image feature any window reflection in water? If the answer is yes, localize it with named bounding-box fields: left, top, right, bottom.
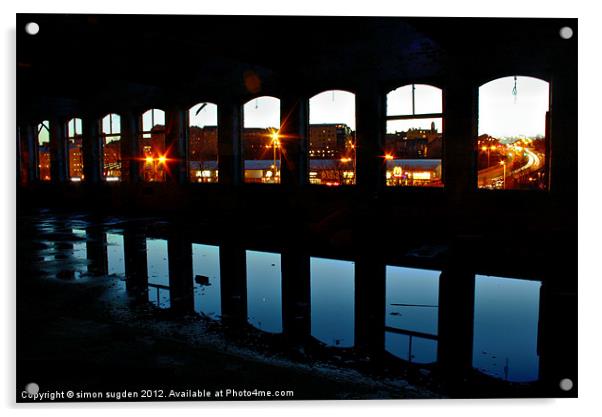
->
left=246, top=250, right=283, bottom=333
left=107, top=232, right=126, bottom=290
left=472, top=275, right=541, bottom=382
left=146, top=238, right=170, bottom=309
left=310, top=257, right=355, bottom=347
left=192, top=243, right=221, bottom=319
left=72, top=228, right=87, bottom=261
left=385, top=266, right=439, bottom=364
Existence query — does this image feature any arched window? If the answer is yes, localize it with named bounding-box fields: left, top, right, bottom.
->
left=385, top=84, right=443, bottom=187
left=101, top=113, right=122, bottom=181
left=188, top=103, right=218, bottom=183
left=37, top=120, right=51, bottom=181
left=242, top=96, right=281, bottom=184
left=67, top=118, right=84, bottom=181
left=478, top=76, right=549, bottom=190
left=140, top=109, right=166, bottom=182
left=309, top=90, right=356, bottom=186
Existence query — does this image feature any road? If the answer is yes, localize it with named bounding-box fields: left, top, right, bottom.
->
left=477, top=148, right=543, bottom=188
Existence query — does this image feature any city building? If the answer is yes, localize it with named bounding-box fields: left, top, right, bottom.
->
left=309, top=123, right=354, bottom=159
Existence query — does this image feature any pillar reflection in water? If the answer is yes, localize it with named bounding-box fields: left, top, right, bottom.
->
left=310, top=257, right=354, bottom=347
left=385, top=266, right=439, bottom=364
left=245, top=250, right=283, bottom=333
left=146, top=238, right=171, bottom=309
left=107, top=232, right=126, bottom=290
left=472, top=275, right=541, bottom=382
left=60, top=227, right=87, bottom=279
left=192, top=243, right=221, bottom=319
left=72, top=228, right=87, bottom=262
left=85, top=226, right=108, bottom=277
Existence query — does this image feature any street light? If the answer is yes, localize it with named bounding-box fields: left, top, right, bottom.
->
left=270, top=130, right=280, bottom=182
left=500, top=160, right=506, bottom=189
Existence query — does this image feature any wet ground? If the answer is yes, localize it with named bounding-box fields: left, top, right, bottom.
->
left=16, top=210, right=577, bottom=401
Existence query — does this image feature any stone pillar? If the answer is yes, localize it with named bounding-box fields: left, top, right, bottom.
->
left=18, top=123, right=37, bottom=185
left=49, top=117, right=68, bottom=183
left=355, top=82, right=386, bottom=190
left=85, top=225, right=108, bottom=276
left=549, top=50, right=577, bottom=197
left=219, top=242, right=247, bottom=328
left=437, top=245, right=475, bottom=395
left=354, top=256, right=386, bottom=361
left=217, top=100, right=242, bottom=185
left=123, top=223, right=148, bottom=300
left=121, top=111, right=141, bottom=184
left=280, top=94, right=309, bottom=187
left=82, top=116, right=102, bottom=184
left=165, top=108, right=189, bottom=184
left=537, top=235, right=577, bottom=396
left=167, top=230, right=194, bottom=314
left=281, top=248, right=311, bottom=344
left=442, top=77, right=477, bottom=201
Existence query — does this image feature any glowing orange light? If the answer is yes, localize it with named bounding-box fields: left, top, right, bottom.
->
left=481, top=146, right=488, bottom=152
left=158, top=155, right=167, bottom=164
left=145, top=156, right=154, bottom=164
left=490, top=146, right=496, bottom=151
left=384, top=154, right=394, bottom=160
left=270, top=130, right=280, bottom=143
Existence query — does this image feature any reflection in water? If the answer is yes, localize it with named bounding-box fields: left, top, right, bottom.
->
left=146, top=238, right=170, bottom=309
left=246, top=250, right=283, bottom=333
left=192, top=243, right=221, bottom=319
left=385, top=266, right=439, bottom=364
left=107, top=233, right=126, bottom=290
left=57, top=228, right=87, bottom=279
left=72, top=228, right=87, bottom=261
left=107, top=233, right=125, bottom=276
left=310, top=257, right=354, bottom=347
left=473, top=275, right=541, bottom=382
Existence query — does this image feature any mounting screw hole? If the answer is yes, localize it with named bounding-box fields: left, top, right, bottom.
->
left=25, top=22, right=40, bottom=35
left=25, top=382, right=39, bottom=395
left=559, top=26, right=573, bottom=40
left=559, top=378, right=573, bottom=391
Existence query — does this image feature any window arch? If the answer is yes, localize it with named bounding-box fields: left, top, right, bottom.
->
left=309, top=90, right=356, bottom=186
left=101, top=113, right=122, bottom=181
left=242, top=96, right=281, bottom=184
left=477, top=76, right=549, bottom=190
left=67, top=117, right=84, bottom=181
left=140, top=108, right=166, bottom=182
left=37, top=120, right=51, bottom=181
left=385, top=84, right=443, bottom=187
left=188, top=102, right=218, bottom=183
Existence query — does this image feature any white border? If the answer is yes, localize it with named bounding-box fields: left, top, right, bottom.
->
left=2, top=1, right=599, bottom=416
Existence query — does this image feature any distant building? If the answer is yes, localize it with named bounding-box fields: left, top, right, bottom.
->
left=309, top=123, right=354, bottom=159
left=68, top=137, right=84, bottom=180
left=38, top=146, right=51, bottom=181
left=385, top=159, right=442, bottom=187
left=385, top=121, right=442, bottom=159
left=189, top=125, right=218, bottom=161
left=103, top=138, right=121, bottom=179
left=242, top=127, right=277, bottom=160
